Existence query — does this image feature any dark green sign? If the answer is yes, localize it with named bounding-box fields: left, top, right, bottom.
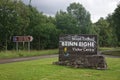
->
left=59, top=34, right=97, bottom=61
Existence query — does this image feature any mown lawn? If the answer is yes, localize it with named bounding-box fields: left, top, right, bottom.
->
left=0, top=57, right=119, bottom=80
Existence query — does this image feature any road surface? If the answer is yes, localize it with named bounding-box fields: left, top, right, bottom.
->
left=0, top=54, right=58, bottom=64
left=0, top=54, right=119, bottom=64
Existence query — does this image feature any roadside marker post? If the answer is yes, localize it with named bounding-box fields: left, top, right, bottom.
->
left=13, top=36, right=33, bottom=51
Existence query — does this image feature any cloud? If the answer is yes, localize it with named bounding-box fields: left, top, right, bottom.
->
left=30, top=0, right=71, bottom=15
left=23, top=0, right=119, bottom=22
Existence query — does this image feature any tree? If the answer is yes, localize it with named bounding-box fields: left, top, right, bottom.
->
left=67, top=3, right=92, bottom=34
left=93, top=18, right=116, bottom=47
left=0, top=0, right=31, bottom=50
left=112, top=3, right=120, bottom=46
left=0, top=0, right=60, bottom=50
left=106, top=14, right=118, bottom=47
left=26, top=7, right=59, bottom=49
left=0, top=0, right=19, bottom=50
left=56, top=3, right=92, bottom=34
left=56, top=11, right=78, bottom=34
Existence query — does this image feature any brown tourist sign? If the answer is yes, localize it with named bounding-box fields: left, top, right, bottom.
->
left=13, top=36, right=33, bottom=42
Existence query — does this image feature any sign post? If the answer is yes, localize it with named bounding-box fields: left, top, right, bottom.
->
left=54, top=34, right=107, bottom=70
left=28, top=42, right=30, bottom=51
left=13, top=36, right=33, bottom=51
left=16, top=42, right=18, bottom=51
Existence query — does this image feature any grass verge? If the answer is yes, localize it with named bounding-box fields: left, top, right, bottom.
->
left=0, top=49, right=58, bottom=59
left=0, top=57, right=119, bottom=80
left=99, top=47, right=120, bottom=51
left=0, top=47, right=120, bottom=59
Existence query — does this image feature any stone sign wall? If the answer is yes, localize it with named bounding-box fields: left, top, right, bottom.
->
left=54, top=34, right=107, bottom=70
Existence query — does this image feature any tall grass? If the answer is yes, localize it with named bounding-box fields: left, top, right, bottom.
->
left=0, top=49, right=58, bottom=59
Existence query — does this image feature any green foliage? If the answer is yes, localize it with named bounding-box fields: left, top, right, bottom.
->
left=95, top=3, right=120, bottom=47
left=92, top=18, right=116, bottom=47
left=0, top=0, right=31, bottom=50
left=0, top=0, right=59, bottom=50
left=56, top=3, right=92, bottom=34
left=90, top=3, right=120, bottom=47
left=56, top=11, right=78, bottom=34
left=67, top=3, right=92, bottom=34
left=0, top=58, right=120, bottom=80
left=0, top=0, right=120, bottom=50
left=111, top=4, right=120, bottom=46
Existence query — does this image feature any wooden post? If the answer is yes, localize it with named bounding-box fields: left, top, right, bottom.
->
left=16, top=42, right=18, bottom=51
left=28, top=42, right=30, bottom=51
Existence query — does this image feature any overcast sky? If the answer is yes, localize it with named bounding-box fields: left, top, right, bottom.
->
left=23, top=0, right=119, bottom=23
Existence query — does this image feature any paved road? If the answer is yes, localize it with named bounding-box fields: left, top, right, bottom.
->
left=103, top=54, right=120, bottom=58
left=0, top=54, right=58, bottom=64
left=0, top=54, right=119, bottom=64
left=99, top=50, right=120, bottom=58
